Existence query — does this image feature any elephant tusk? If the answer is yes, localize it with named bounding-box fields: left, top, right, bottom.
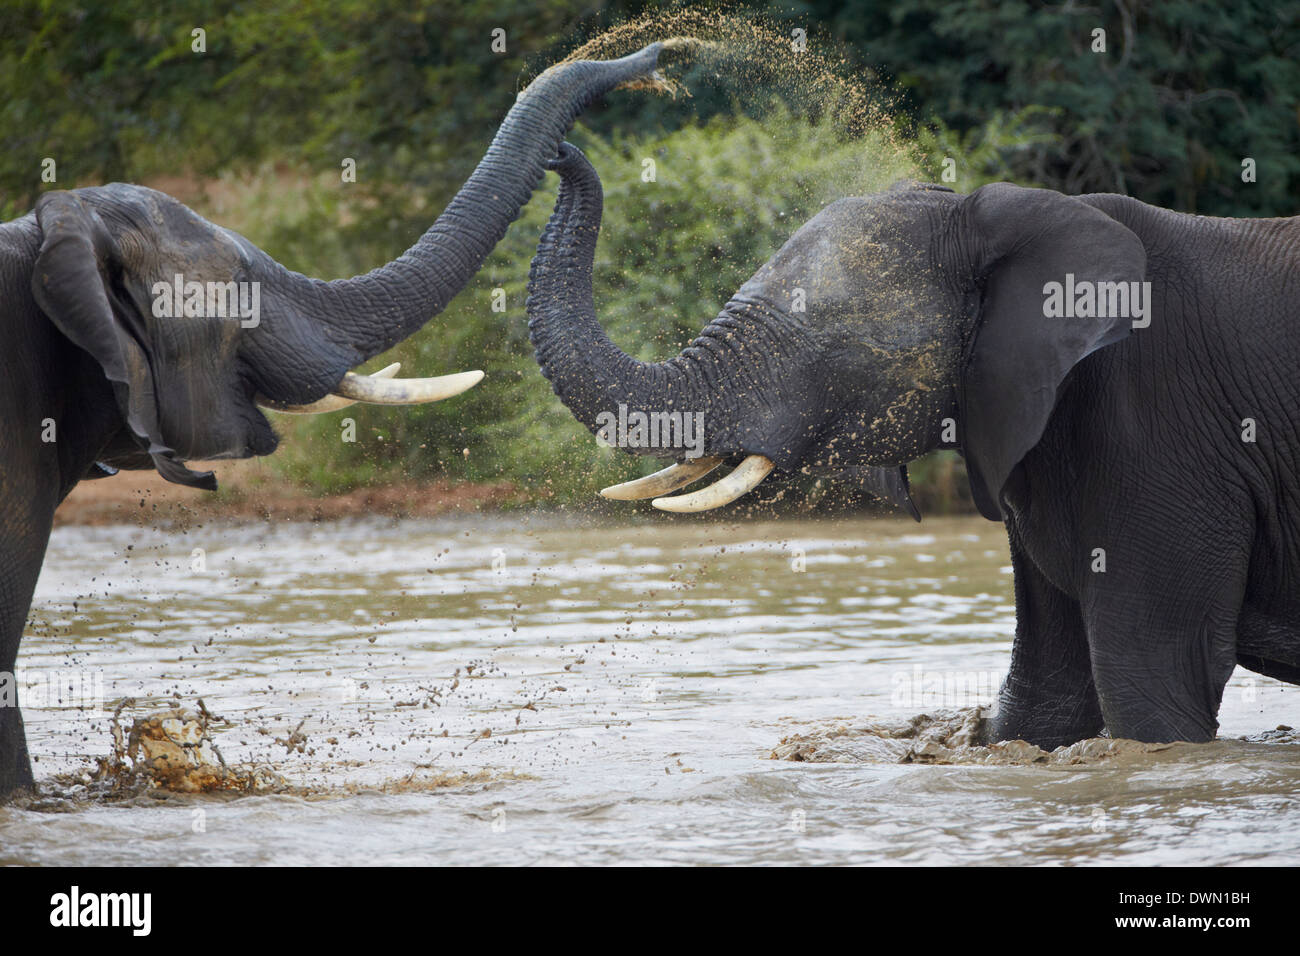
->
left=261, top=365, right=484, bottom=414
left=651, top=455, right=775, bottom=513
left=267, top=363, right=403, bottom=414
left=334, top=368, right=484, bottom=405
left=599, top=456, right=724, bottom=500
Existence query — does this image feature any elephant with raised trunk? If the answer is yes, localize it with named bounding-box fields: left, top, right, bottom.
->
left=526, top=142, right=1300, bottom=748
left=0, top=43, right=678, bottom=799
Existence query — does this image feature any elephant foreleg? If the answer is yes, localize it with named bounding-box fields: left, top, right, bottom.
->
left=0, top=568, right=41, bottom=799
left=0, top=500, right=56, bottom=800
left=1078, top=528, right=1246, bottom=744
left=988, top=535, right=1104, bottom=749
left=0, top=687, right=34, bottom=798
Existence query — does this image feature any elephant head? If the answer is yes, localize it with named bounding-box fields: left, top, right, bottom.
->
left=26, top=43, right=675, bottom=490
left=525, top=144, right=1148, bottom=519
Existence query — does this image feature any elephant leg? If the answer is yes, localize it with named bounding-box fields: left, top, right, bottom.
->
left=0, top=502, right=56, bottom=800
left=0, top=690, right=33, bottom=799
left=1078, top=525, right=1246, bottom=744
left=0, top=567, right=41, bottom=799
left=988, top=535, right=1104, bottom=749
left=1235, top=606, right=1300, bottom=684
left=1085, top=613, right=1237, bottom=743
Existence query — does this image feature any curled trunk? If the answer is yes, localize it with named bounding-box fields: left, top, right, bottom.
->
left=526, top=143, right=702, bottom=444
left=526, top=143, right=797, bottom=466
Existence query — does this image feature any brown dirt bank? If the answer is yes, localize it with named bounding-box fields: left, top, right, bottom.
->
left=54, top=460, right=526, bottom=528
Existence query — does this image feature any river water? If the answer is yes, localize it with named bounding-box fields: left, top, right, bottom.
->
left=3, top=513, right=1298, bottom=865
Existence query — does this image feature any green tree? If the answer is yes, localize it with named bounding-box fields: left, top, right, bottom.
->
left=769, top=0, right=1300, bottom=215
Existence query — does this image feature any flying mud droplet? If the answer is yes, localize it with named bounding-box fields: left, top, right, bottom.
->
left=553, top=9, right=921, bottom=201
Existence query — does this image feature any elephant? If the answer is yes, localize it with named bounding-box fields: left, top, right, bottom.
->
left=0, top=43, right=677, bottom=799
left=525, top=142, right=1300, bottom=749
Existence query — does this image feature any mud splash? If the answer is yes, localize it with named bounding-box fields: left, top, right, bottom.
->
left=24, top=702, right=288, bottom=808
left=559, top=8, right=916, bottom=196
left=562, top=9, right=897, bottom=129
left=17, top=697, right=534, bottom=812
left=771, top=707, right=1300, bottom=766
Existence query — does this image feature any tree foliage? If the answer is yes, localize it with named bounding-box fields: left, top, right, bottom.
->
left=777, top=0, right=1300, bottom=215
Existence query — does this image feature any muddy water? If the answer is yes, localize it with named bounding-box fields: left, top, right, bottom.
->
left=3, top=514, right=1298, bottom=865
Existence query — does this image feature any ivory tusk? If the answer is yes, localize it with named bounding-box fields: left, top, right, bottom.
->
left=335, top=369, right=484, bottom=404
left=651, top=455, right=775, bottom=513
left=267, top=363, right=402, bottom=414
left=599, top=457, right=723, bottom=500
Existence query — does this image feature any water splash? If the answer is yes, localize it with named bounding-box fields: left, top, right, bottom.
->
left=772, top=707, right=1300, bottom=766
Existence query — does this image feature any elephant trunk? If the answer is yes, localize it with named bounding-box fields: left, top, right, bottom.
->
left=278, top=44, right=673, bottom=402
left=526, top=143, right=711, bottom=455
left=526, top=143, right=811, bottom=483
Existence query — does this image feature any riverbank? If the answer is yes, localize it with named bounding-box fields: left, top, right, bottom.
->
left=54, top=455, right=975, bottom=527
left=53, top=460, right=527, bottom=528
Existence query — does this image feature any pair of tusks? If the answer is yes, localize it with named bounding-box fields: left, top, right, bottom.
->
left=264, top=364, right=484, bottom=414
left=600, top=454, right=775, bottom=512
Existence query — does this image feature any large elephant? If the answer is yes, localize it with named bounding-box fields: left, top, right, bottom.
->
left=525, top=143, right=1300, bottom=749
left=0, top=44, right=675, bottom=799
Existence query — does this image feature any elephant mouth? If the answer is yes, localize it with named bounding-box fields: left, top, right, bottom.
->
left=598, top=453, right=776, bottom=512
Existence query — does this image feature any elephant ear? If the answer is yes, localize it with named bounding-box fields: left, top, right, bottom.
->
left=958, top=183, right=1147, bottom=520
left=31, top=191, right=217, bottom=490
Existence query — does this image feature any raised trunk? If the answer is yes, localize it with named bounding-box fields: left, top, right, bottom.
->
left=525, top=143, right=709, bottom=455
left=275, top=44, right=672, bottom=402
left=527, top=143, right=810, bottom=468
